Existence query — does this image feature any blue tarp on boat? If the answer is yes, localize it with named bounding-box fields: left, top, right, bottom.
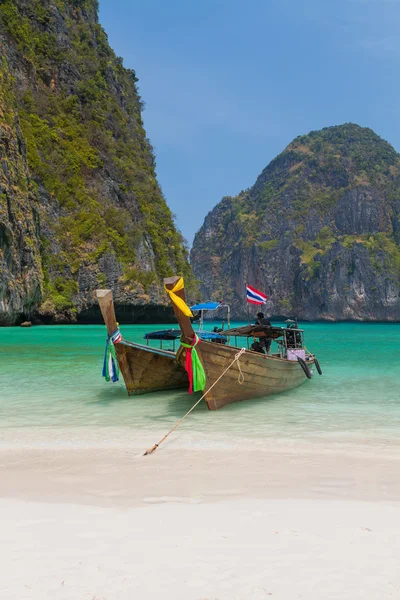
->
left=198, top=331, right=227, bottom=342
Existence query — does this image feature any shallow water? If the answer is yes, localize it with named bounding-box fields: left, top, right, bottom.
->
left=1, top=322, right=400, bottom=450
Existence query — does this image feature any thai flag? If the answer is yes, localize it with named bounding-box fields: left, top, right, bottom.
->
left=246, top=284, right=268, bottom=305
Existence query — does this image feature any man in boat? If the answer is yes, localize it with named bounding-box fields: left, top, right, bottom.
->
left=255, top=311, right=271, bottom=327
left=254, top=311, right=272, bottom=354
left=285, top=319, right=302, bottom=348
left=251, top=340, right=265, bottom=353
left=212, top=326, right=225, bottom=344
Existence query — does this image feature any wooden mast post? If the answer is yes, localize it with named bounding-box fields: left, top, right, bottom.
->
left=96, top=289, right=119, bottom=335
left=164, top=276, right=195, bottom=344
left=95, top=289, right=134, bottom=394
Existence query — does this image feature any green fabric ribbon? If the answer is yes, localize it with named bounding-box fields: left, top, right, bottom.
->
left=180, top=334, right=206, bottom=393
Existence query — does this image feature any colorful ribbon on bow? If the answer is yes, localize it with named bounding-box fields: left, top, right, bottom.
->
left=180, top=334, right=206, bottom=393
left=164, top=277, right=193, bottom=317
left=102, top=328, right=122, bottom=383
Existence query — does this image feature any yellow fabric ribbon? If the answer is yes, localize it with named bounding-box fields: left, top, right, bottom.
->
left=164, top=277, right=193, bottom=317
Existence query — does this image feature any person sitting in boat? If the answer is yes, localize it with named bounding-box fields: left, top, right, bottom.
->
left=255, top=311, right=271, bottom=327
left=212, top=326, right=224, bottom=344
left=251, top=340, right=265, bottom=353
left=190, top=310, right=202, bottom=323
left=285, top=319, right=301, bottom=348
left=286, top=329, right=295, bottom=347
left=254, top=312, right=272, bottom=354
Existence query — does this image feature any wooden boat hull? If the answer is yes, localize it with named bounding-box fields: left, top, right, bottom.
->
left=115, top=341, right=188, bottom=395
left=178, top=341, right=314, bottom=410
left=164, top=276, right=316, bottom=411
left=96, top=289, right=188, bottom=395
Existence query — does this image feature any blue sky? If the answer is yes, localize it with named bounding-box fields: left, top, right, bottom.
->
left=99, top=0, right=400, bottom=246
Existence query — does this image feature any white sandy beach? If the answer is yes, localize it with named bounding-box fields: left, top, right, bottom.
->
left=1, top=442, right=400, bottom=600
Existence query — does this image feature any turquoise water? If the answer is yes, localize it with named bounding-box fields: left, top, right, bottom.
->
left=1, top=322, right=400, bottom=449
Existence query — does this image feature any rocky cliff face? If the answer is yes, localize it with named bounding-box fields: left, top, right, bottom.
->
left=191, top=124, right=400, bottom=320
left=0, top=0, right=190, bottom=325
left=0, top=67, right=42, bottom=324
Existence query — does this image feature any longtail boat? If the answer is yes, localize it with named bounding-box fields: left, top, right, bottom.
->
left=96, top=289, right=188, bottom=394
left=164, top=276, right=321, bottom=410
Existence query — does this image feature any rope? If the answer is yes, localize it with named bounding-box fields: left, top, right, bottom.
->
left=302, top=345, right=314, bottom=358
left=144, top=347, right=246, bottom=455
left=237, top=357, right=244, bottom=384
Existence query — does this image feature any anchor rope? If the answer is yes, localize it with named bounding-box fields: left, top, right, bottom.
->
left=237, top=355, right=245, bottom=384
left=144, top=347, right=247, bottom=455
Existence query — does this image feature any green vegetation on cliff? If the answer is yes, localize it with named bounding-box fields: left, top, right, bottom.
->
left=214, top=125, right=400, bottom=277
left=239, top=124, right=400, bottom=224
left=0, top=0, right=190, bottom=321
left=0, top=56, right=42, bottom=322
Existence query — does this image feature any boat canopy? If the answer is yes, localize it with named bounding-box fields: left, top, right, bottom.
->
left=190, top=301, right=222, bottom=311
left=223, top=325, right=285, bottom=339
left=143, top=329, right=181, bottom=340
left=144, top=329, right=227, bottom=342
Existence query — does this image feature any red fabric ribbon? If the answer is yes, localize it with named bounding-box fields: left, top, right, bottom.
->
left=185, top=347, right=194, bottom=394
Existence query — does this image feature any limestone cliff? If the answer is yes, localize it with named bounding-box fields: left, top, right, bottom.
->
left=0, top=66, right=42, bottom=324
left=0, top=0, right=190, bottom=325
left=191, top=124, right=400, bottom=320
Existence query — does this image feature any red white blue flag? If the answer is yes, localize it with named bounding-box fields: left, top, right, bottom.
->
left=246, top=284, right=268, bottom=305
